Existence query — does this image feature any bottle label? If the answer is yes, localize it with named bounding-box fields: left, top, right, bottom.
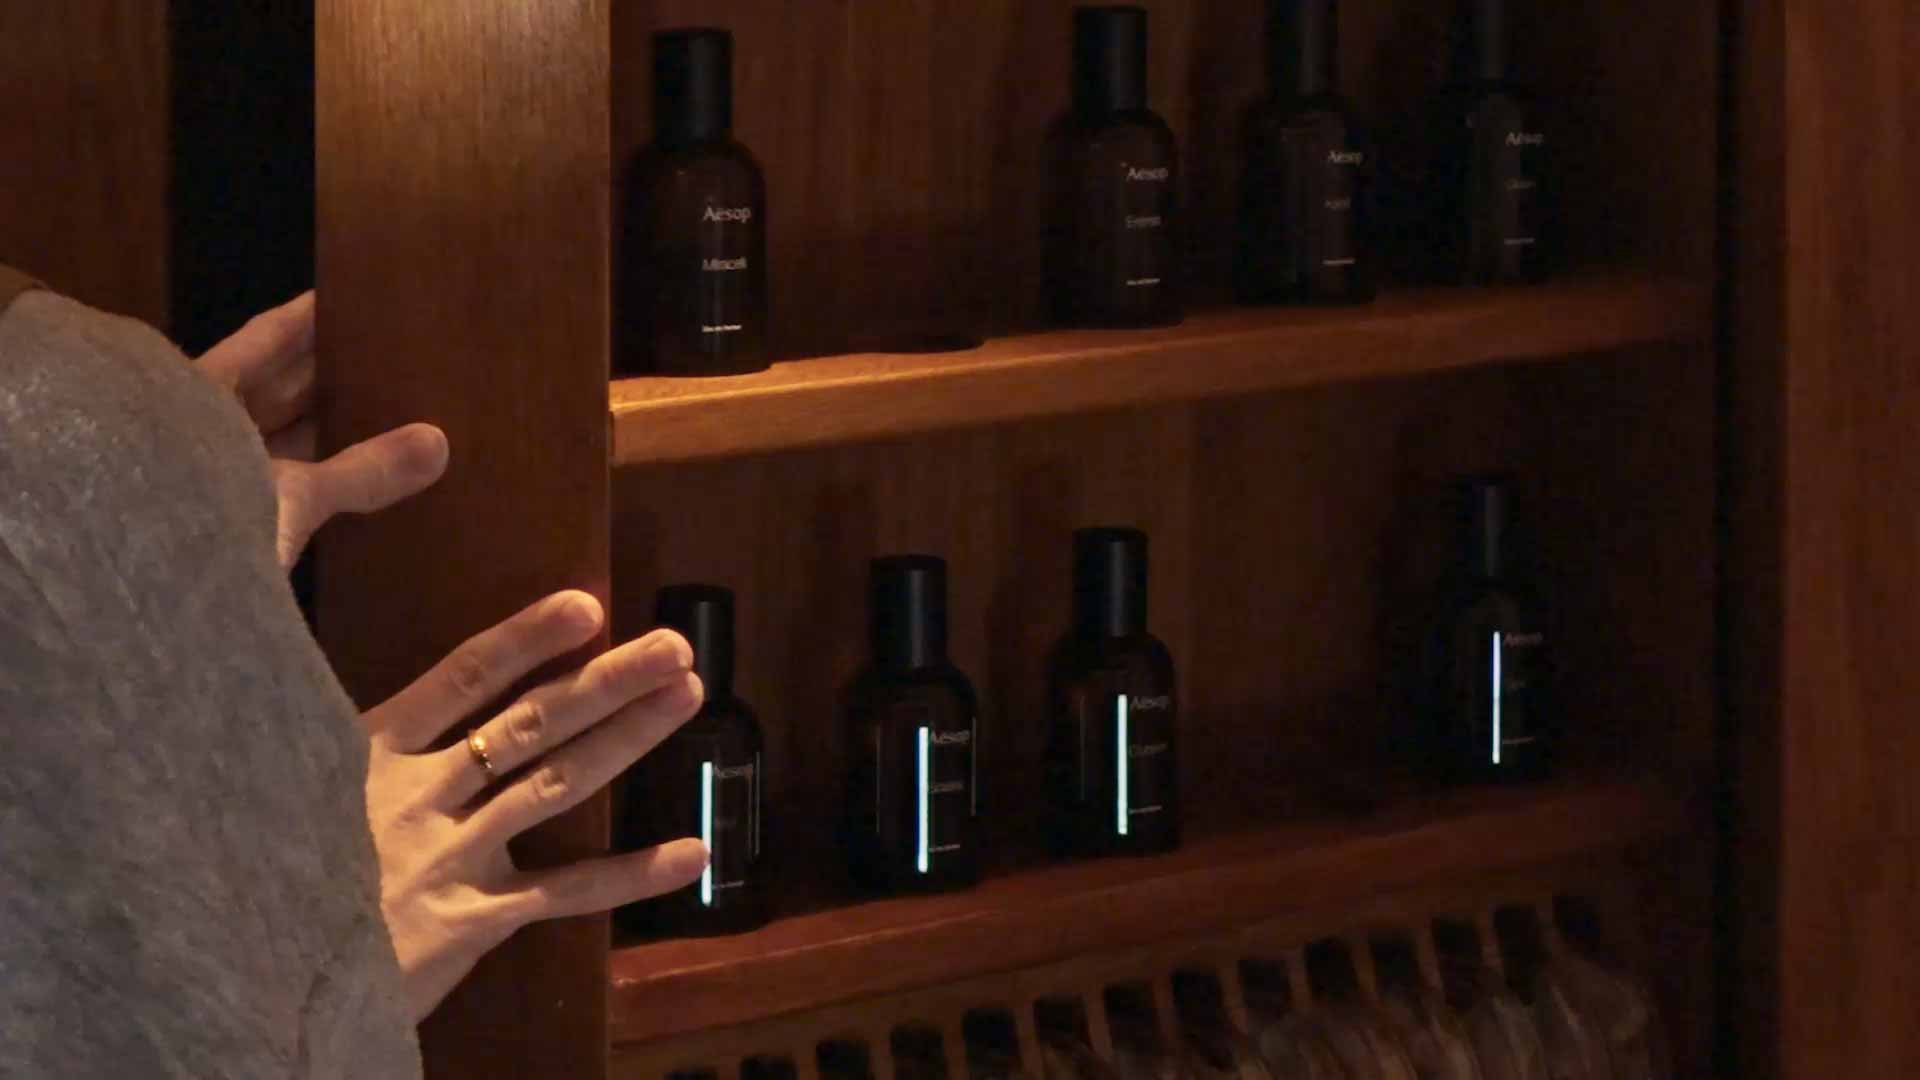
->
left=696, top=752, right=761, bottom=905
left=868, top=703, right=974, bottom=875
left=1117, top=159, right=1174, bottom=291
left=1483, top=122, right=1544, bottom=254
left=1315, top=140, right=1364, bottom=271
left=1486, top=630, right=1546, bottom=766
left=695, top=203, right=758, bottom=337
left=917, top=724, right=973, bottom=868
left=1115, top=693, right=1174, bottom=834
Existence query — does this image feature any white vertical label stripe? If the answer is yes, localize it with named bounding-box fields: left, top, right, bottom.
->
left=1116, top=694, right=1130, bottom=837
left=917, top=726, right=931, bottom=874
left=1491, top=632, right=1503, bottom=766
left=699, top=760, right=714, bottom=906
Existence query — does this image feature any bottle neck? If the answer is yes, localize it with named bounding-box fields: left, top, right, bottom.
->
left=1461, top=0, right=1510, bottom=83
left=1273, top=0, right=1337, bottom=100
left=656, top=123, right=731, bottom=152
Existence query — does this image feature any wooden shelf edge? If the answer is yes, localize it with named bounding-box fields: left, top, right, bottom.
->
left=609, top=274, right=1709, bottom=467
left=607, top=776, right=1683, bottom=1046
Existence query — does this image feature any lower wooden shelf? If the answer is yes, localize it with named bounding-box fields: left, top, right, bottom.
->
left=608, top=776, right=1681, bottom=1046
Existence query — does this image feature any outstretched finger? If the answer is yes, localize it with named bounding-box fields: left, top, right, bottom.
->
left=271, top=423, right=447, bottom=568
left=501, top=838, right=709, bottom=924
left=432, top=627, right=694, bottom=807
left=457, top=672, right=703, bottom=849
left=367, top=591, right=605, bottom=750
left=197, top=291, right=316, bottom=433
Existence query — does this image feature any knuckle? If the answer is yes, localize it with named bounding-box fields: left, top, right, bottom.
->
left=445, top=647, right=492, bottom=703
left=531, top=763, right=570, bottom=804
left=506, top=699, right=547, bottom=752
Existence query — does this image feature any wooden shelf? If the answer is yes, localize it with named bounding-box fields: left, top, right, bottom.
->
left=607, top=776, right=1682, bottom=1045
left=609, top=274, right=1708, bottom=466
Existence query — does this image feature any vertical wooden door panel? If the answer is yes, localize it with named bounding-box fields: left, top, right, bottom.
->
left=0, top=3, right=170, bottom=326
left=315, top=3, right=613, bottom=1077
left=1733, top=0, right=1920, bottom=1073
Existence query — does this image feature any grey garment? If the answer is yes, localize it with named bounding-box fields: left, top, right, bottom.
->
left=0, top=293, right=420, bottom=1078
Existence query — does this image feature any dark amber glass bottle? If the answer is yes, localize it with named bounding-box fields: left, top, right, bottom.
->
left=844, top=556, right=981, bottom=893
left=1047, top=6, right=1182, bottom=329
left=619, top=28, right=769, bottom=375
left=617, top=585, right=767, bottom=935
left=1046, top=528, right=1179, bottom=857
left=1238, top=0, right=1375, bottom=304
left=1434, top=0, right=1550, bottom=284
left=1430, top=478, right=1554, bottom=782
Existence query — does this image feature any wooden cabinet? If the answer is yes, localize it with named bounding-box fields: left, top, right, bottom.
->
left=297, top=0, right=1917, bottom=1075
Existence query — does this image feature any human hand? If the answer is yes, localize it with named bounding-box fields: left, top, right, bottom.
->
left=196, top=291, right=448, bottom=569
left=361, top=590, right=709, bottom=1020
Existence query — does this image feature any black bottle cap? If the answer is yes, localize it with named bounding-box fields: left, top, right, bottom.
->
left=1461, top=475, right=1514, bottom=581
left=1073, top=6, right=1149, bottom=116
left=1270, top=0, right=1338, bottom=98
left=656, top=583, right=734, bottom=696
left=654, top=28, right=733, bottom=147
left=871, top=555, right=948, bottom=670
left=1457, top=0, right=1509, bottom=82
left=1074, top=527, right=1149, bottom=638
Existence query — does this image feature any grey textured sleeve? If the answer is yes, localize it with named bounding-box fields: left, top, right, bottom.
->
left=0, top=293, right=420, bottom=1079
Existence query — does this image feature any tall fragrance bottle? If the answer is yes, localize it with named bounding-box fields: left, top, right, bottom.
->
left=1046, top=528, right=1179, bottom=856
left=1435, top=0, right=1550, bottom=284
left=844, top=556, right=981, bottom=893
left=1430, top=478, right=1553, bottom=782
left=1237, top=0, right=1375, bottom=305
left=618, top=585, right=767, bottom=934
left=619, top=28, right=769, bottom=376
left=1048, top=6, right=1182, bottom=328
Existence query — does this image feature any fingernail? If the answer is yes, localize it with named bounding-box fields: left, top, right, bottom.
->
left=407, top=424, right=449, bottom=476
left=554, top=592, right=602, bottom=633
left=676, top=839, right=711, bottom=874
left=642, top=629, right=693, bottom=670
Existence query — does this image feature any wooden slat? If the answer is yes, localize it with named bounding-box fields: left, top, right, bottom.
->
left=609, top=275, right=1708, bottom=465
left=313, top=2, right=613, bottom=1077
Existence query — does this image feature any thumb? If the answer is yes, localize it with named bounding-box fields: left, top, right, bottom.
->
left=275, top=423, right=449, bottom=567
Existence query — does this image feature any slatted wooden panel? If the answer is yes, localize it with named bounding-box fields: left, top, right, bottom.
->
left=612, top=857, right=1663, bottom=1077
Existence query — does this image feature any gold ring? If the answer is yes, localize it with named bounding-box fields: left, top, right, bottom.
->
left=466, top=729, right=498, bottom=782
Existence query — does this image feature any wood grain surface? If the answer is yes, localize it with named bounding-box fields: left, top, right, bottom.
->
left=610, top=275, right=1710, bottom=465
left=1730, top=0, right=1920, bottom=1074
left=0, top=3, right=171, bottom=326
left=314, top=3, right=614, bottom=1077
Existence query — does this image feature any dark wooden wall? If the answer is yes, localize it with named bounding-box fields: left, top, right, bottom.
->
left=0, top=4, right=172, bottom=326
left=0, top=3, right=314, bottom=347
left=1729, top=0, right=1920, bottom=1074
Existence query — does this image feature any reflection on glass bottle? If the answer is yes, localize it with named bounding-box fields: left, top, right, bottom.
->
left=1430, top=0, right=1550, bottom=284
left=1238, top=0, right=1376, bottom=305
left=617, top=584, right=766, bottom=935
left=1431, top=477, right=1554, bottom=782
left=1047, top=528, right=1180, bottom=858
left=845, top=556, right=981, bottom=894
left=1047, top=6, right=1182, bottom=329
left=619, top=28, right=769, bottom=375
